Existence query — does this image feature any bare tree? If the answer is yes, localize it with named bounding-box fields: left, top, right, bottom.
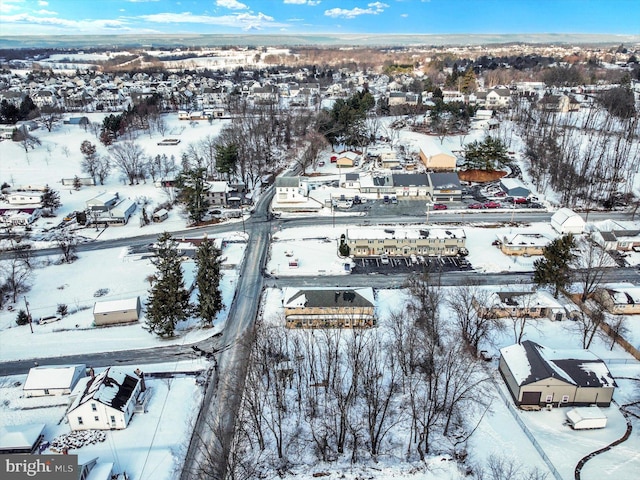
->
left=55, top=231, right=78, bottom=264
left=574, top=238, right=610, bottom=302
left=447, top=285, right=502, bottom=358
left=570, top=303, right=606, bottom=349
left=109, top=141, right=146, bottom=184
left=0, top=255, right=32, bottom=303
left=606, top=315, right=628, bottom=351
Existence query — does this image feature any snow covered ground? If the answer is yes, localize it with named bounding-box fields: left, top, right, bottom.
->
left=1, top=112, right=639, bottom=479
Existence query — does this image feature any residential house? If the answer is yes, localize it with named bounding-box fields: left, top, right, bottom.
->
left=6, top=191, right=43, bottom=206
left=478, top=291, right=568, bottom=321
left=336, top=151, right=360, bottom=168
left=497, top=232, right=553, bottom=256
left=590, top=220, right=640, bottom=251
left=537, top=94, right=581, bottom=113
left=379, top=151, right=401, bottom=169
left=341, top=173, right=361, bottom=189
left=93, top=297, right=142, bottom=326
left=67, top=367, right=144, bottom=431
left=485, top=88, right=511, bottom=109
left=499, top=340, right=616, bottom=408
left=593, top=283, right=640, bottom=314
left=282, top=287, right=375, bottom=328
left=205, top=181, right=229, bottom=206
left=23, top=364, right=86, bottom=397
left=418, top=140, right=457, bottom=171
left=0, top=424, right=45, bottom=454
left=551, top=208, right=585, bottom=234
left=86, top=192, right=120, bottom=212
left=345, top=226, right=466, bottom=257
left=91, top=198, right=136, bottom=226
left=429, top=172, right=462, bottom=202
left=275, top=176, right=306, bottom=203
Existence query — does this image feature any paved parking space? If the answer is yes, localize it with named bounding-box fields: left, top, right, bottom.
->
left=353, top=255, right=473, bottom=274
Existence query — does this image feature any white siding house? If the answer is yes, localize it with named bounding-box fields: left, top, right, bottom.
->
left=67, top=367, right=142, bottom=431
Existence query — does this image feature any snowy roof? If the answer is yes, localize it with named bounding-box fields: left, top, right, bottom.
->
left=492, top=290, right=563, bottom=310
left=23, top=364, right=86, bottom=391
left=93, top=297, right=139, bottom=314
left=416, top=137, right=455, bottom=158
left=551, top=208, right=585, bottom=227
left=69, top=367, right=140, bottom=413
left=501, top=232, right=552, bottom=247
left=283, top=287, right=374, bottom=309
left=0, top=423, right=45, bottom=450
left=566, top=406, right=606, bottom=423
left=500, top=340, right=616, bottom=388
left=207, top=181, right=229, bottom=193
left=347, top=226, right=465, bottom=241
left=500, top=177, right=528, bottom=190
left=603, top=284, right=640, bottom=305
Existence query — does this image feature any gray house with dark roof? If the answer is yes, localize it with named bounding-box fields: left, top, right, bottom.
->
left=282, top=287, right=375, bottom=328
left=392, top=173, right=431, bottom=198
left=499, top=340, right=616, bottom=408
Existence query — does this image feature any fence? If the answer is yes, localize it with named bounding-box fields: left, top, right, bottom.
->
left=492, top=372, right=566, bottom=480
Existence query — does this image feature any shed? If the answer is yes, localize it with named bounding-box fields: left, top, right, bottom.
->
left=0, top=424, right=45, bottom=454
left=93, top=297, right=141, bottom=326
left=23, top=364, right=86, bottom=397
left=500, top=178, right=530, bottom=198
left=566, top=406, right=607, bottom=430
left=152, top=209, right=168, bottom=223
left=551, top=208, right=585, bottom=234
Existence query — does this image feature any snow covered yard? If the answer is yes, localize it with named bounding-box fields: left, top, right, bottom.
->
left=0, top=363, right=205, bottom=480
left=0, top=237, right=245, bottom=362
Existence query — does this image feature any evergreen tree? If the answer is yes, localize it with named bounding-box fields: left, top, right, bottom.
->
left=194, top=237, right=224, bottom=326
left=533, top=234, right=577, bottom=298
left=214, top=143, right=238, bottom=180
left=41, top=186, right=61, bottom=212
left=462, top=136, right=510, bottom=171
left=176, top=167, right=210, bottom=224
left=146, top=232, right=191, bottom=337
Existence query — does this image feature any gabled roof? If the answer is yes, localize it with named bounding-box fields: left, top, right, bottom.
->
left=24, top=364, right=86, bottom=391
left=500, top=340, right=616, bottom=388
left=283, top=287, right=374, bottom=309
left=275, top=177, right=300, bottom=188
left=392, top=173, right=429, bottom=187
left=69, top=367, right=139, bottom=413
left=429, top=172, right=461, bottom=189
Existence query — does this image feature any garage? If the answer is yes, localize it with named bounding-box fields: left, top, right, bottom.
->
left=521, top=391, right=541, bottom=405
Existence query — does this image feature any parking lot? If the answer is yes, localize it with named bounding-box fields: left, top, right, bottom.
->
left=352, top=254, right=472, bottom=274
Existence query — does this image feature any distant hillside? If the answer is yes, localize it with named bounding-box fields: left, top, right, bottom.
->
left=1, top=33, right=639, bottom=49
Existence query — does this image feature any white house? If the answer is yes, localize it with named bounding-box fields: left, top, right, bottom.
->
left=67, top=367, right=143, bottom=431
left=551, top=208, right=585, bottom=234
left=6, top=191, right=43, bottom=206
left=23, top=364, right=86, bottom=397
left=275, top=177, right=306, bottom=203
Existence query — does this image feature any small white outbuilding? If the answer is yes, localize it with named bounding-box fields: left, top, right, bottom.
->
left=23, top=364, right=86, bottom=397
left=566, top=406, right=607, bottom=430
left=551, top=208, right=585, bottom=234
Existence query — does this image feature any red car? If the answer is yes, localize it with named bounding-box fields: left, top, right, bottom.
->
left=468, top=203, right=484, bottom=209
left=483, top=201, right=501, bottom=208
left=513, top=197, right=528, bottom=204
left=432, top=203, right=448, bottom=210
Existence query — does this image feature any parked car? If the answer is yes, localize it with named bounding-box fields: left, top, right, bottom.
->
left=483, top=201, right=501, bottom=208
left=432, top=203, right=448, bottom=210
left=318, top=161, right=325, bottom=167
left=514, top=197, right=528, bottom=204
left=391, top=196, right=398, bottom=204
left=39, top=315, right=61, bottom=325
left=468, top=203, right=484, bottom=209
left=380, top=254, right=390, bottom=265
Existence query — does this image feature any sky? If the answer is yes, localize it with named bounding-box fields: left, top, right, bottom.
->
left=0, top=0, right=638, bottom=37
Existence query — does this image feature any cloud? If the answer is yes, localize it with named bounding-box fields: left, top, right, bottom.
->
left=325, top=2, right=388, bottom=19
left=35, top=9, right=57, bottom=15
left=2, top=13, right=127, bottom=31
left=38, top=0, right=48, bottom=6
left=284, top=0, right=321, bottom=5
left=140, top=11, right=286, bottom=31
left=216, top=0, right=248, bottom=9
left=1, top=0, right=24, bottom=14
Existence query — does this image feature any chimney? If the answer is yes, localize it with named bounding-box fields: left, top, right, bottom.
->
left=135, top=368, right=146, bottom=392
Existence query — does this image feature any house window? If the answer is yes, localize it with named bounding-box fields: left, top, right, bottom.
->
left=91, top=403, right=97, bottom=411
left=110, top=415, right=116, bottom=424
left=561, top=395, right=569, bottom=403
left=44, top=389, right=50, bottom=395
left=77, top=417, right=83, bottom=425
left=94, top=416, right=99, bottom=422
left=545, top=395, right=553, bottom=403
